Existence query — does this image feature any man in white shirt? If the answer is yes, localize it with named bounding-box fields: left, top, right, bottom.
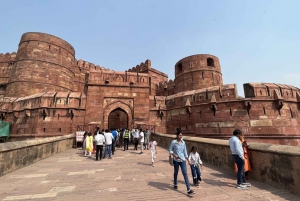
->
left=133, top=128, right=139, bottom=150
left=103, top=129, right=114, bottom=159
left=139, top=129, right=144, bottom=154
left=94, top=132, right=105, bottom=161
left=229, top=129, right=251, bottom=189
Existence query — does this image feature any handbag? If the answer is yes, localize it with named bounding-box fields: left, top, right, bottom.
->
left=169, top=155, right=174, bottom=166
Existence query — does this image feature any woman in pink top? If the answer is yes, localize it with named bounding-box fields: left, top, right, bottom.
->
left=148, top=136, right=157, bottom=167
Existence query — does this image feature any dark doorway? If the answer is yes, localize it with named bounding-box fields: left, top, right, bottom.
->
left=108, top=108, right=128, bottom=129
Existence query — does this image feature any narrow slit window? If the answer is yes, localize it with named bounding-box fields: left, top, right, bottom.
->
left=290, top=108, right=294, bottom=118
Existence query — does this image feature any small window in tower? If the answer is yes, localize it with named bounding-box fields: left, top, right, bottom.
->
left=290, top=108, right=294, bottom=118
left=207, top=58, right=215, bottom=67
left=177, top=63, right=183, bottom=72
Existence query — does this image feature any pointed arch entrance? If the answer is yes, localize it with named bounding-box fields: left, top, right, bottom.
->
left=108, top=108, right=128, bottom=129
left=103, top=101, right=133, bottom=130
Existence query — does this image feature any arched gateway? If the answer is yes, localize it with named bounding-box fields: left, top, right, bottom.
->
left=103, top=101, right=133, bottom=130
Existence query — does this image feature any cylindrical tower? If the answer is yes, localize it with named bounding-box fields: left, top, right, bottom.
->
left=174, top=54, right=223, bottom=93
left=5, top=32, right=75, bottom=97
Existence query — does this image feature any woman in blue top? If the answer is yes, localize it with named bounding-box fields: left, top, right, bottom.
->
left=169, top=128, right=195, bottom=195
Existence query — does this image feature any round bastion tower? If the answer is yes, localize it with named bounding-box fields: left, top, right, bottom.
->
left=174, top=54, right=223, bottom=93
left=5, top=32, right=75, bottom=97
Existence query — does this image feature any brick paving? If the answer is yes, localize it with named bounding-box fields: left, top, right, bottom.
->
left=0, top=145, right=299, bottom=201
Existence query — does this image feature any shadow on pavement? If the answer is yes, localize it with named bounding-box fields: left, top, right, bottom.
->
left=147, top=181, right=192, bottom=198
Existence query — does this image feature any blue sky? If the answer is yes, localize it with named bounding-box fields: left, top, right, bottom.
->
left=1, top=0, right=300, bottom=96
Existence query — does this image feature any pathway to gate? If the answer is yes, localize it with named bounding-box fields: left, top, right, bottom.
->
left=0, top=145, right=299, bottom=201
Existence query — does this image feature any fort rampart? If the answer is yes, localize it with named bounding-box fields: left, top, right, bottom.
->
left=0, top=134, right=74, bottom=177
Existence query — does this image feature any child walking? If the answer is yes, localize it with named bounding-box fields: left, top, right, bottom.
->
left=188, top=146, right=203, bottom=186
left=149, top=136, right=157, bottom=167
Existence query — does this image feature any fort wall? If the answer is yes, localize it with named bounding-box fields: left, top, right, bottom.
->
left=0, top=92, right=86, bottom=139
left=5, top=32, right=76, bottom=97
left=0, top=52, right=16, bottom=97
left=0, top=32, right=299, bottom=145
left=0, top=134, right=74, bottom=176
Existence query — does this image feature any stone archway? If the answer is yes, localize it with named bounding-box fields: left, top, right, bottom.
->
left=108, top=108, right=128, bottom=129
left=103, top=101, right=133, bottom=130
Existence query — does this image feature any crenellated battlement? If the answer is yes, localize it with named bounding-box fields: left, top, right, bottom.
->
left=244, top=82, right=300, bottom=101
left=0, top=52, right=17, bottom=63
left=127, top=59, right=151, bottom=73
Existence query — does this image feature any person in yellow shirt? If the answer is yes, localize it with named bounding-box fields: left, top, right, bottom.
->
left=85, top=132, right=94, bottom=158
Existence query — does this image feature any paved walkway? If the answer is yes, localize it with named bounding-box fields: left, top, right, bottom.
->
left=0, top=145, right=299, bottom=201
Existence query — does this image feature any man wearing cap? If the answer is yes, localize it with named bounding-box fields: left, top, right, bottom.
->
left=229, top=129, right=251, bottom=190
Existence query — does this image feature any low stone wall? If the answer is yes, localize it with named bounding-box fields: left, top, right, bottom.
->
left=153, top=133, right=300, bottom=195
left=0, top=134, right=75, bottom=177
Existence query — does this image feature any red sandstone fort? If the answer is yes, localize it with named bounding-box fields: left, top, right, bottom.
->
left=0, top=32, right=299, bottom=145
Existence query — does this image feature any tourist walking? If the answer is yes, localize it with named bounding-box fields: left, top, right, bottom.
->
left=82, top=132, right=88, bottom=154
left=144, top=129, right=150, bottom=150
left=169, top=128, right=195, bottom=195
left=123, top=129, right=130, bottom=151
left=188, top=146, right=203, bottom=187
left=112, top=129, right=117, bottom=155
left=139, top=128, right=144, bottom=154
left=133, top=128, right=139, bottom=150
left=229, top=129, right=251, bottom=189
left=85, top=132, right=93, bottom=157
left=149, top=136, right=157, bottom=167
left=94, top=131, right=105, bottom=161
left=103, top=129, right=114, bottom=159
left=118, top=129, right=124, bottom=148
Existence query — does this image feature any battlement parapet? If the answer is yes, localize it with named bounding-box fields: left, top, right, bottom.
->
left=157, top=79, right=175, bottom=93
left=0, top=52, right=17, bottom=63
left=244, top=83, right=300, bottom=101
left=88, top=69, right=149, bottom=86
left=0, top=91, right=86, bottom=115
left=127, top=59, right=151, bottom=73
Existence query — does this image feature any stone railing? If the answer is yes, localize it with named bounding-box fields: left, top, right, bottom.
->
left=0, top=134, right=75, bottom=177
left=153, top=132, right=300, bottom=195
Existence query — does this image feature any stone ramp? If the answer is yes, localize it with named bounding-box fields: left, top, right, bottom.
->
left=0, top=146, right=299, bottom=201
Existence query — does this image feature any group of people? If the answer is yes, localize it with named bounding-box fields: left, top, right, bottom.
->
left=82, top=127, right=157, bottom=166
left=83, top=126, right=251, bottom=195
left=168, top=128, right=252, bottom=195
